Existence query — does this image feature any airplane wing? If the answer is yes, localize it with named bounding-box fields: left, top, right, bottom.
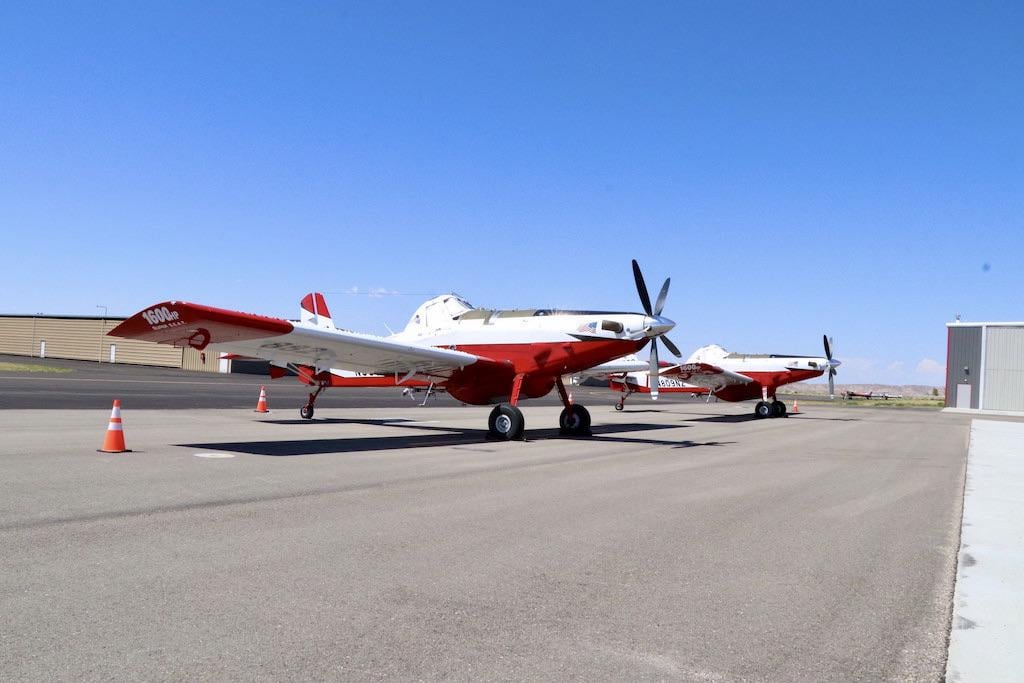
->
left=109, top=301, right=488, bottom=379
left=575, top=355, right=652, bottom=379
left=665, top=362, right=754, bottom=392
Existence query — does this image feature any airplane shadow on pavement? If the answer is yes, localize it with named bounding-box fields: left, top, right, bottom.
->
left=179, top=420, right=734, bottom=456
left=678, top=412, right=861, bottom=423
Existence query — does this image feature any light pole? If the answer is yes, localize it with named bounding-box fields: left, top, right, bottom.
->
left=96, top=305, right=107, bottom=362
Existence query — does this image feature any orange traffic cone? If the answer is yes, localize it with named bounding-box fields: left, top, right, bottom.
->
left=99, top=399, right=129, bottom=453
left=254, top=386, right=270, bottom=413
left=791, top=399, right=800, bottom=414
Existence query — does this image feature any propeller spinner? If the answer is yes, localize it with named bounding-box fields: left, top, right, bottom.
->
left=631, top=259, right=681, bottom=400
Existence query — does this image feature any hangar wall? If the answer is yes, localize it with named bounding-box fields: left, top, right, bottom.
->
left=0, top=315, right=219, bottom=372
left=946, top=322, right=1024, bottom=412
left=984, top=327, right=1024, bottom=412
left=946, top=326, right=982, bottom=410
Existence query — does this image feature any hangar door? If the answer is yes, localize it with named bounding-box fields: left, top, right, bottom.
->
left=984, top=327, right=1024, bottom=412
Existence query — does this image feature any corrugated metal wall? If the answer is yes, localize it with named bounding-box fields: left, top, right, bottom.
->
left=0, top=316, right=221, bottom=371
left=946, top=326, right=982, bottom=409
left=0, top=317, right=37, bottom=357
left=181, top=347, right=221, bottom=372
left=984, top=326, right=1024, bottom=411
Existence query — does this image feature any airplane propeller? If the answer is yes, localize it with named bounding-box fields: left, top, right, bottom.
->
left=632, top=259, right=681, bottom=400
left=823, top=334, right=839, bottom=399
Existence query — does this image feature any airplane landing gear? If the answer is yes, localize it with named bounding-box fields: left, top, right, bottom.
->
left=484, top=373, right=596, bottom=440
left=559, top=405, right=592, bottom=436
left=488, top=404, right=525, bottom=440
left=615, top=377, right=635, bottom=411
left=487, top=373, right=526, bottom=440
left=300, top=378, right=329, bottom=420
left=754, top=400, right=787, bottom=418
left=556, top=375, right=592, bottom=436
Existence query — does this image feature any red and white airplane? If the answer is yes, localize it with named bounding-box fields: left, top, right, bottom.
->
left=109, top=261, right=681, bottom=440
left=591, top=337, right=841, bottom=417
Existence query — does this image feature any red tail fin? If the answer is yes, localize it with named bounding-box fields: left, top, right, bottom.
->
left=300, top=293, right=331, bottom=319
left=299, top=293, right=335, bottom=329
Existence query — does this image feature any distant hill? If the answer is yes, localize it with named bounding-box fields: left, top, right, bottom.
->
left=778, top=383, right=943, bottom=399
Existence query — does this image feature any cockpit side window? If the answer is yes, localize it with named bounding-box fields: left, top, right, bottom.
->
left=444, top=297, right=469, bottom=319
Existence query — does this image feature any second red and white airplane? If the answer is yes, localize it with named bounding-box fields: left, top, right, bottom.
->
left=110, top=261, right=681, bottom=440
left=587, top=336, right=841, bottom=417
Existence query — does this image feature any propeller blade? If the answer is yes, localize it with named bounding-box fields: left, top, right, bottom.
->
left=661, top=334, right=682, bottom=358
left=654, top=277, right=671, bottom=316
left=632, top=259, right=653, bottom=316
left=649, top=339, right=660, bottom=401
left=825, top=331, right=838, bottom=399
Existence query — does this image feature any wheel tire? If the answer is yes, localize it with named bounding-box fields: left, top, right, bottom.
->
left=772, top=401, right=787, bottom=417
left=559, top=404, right=592, bottom=436
left=754, top=401, right=772, bottom=418
left=614, top=401, right=624, bottom=412
left=488, top=404, right=524, bottom=441
left=300, top=405, right=314, bottom=420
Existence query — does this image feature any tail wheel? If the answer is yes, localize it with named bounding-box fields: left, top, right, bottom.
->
left=754, top=401, right=772, bottom=418
left=300, top=405, right=314, bottom=420
left=772, top=401, right=787, bottom=417
left=559, top=405, right=592, bottom=436
left=488, top=404, right=525, bottom=441
left=614, top=401, right=624, bottom=411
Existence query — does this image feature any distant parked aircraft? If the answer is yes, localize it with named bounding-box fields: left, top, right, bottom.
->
left=843, top=390, right=903, bottom=400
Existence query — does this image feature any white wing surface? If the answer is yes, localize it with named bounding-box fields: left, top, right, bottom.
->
left=109, top=300, right=487, bottom=379
left=667, top=362, right=754, bottom=392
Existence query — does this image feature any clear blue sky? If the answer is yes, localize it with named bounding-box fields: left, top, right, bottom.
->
left=2, top=2, right=1021, bottom=385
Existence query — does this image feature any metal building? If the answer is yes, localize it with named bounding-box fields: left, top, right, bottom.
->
left=0, top=315, right=220, bottom=372
left=946, top=321, right=1024, bottom=412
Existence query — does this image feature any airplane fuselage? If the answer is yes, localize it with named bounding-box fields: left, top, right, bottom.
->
left=683, top=345, right=833, bottom=401
left=283, top=296, right=664, bottom=405
left=387, top=306, right=652, bottom=405
left=710, top=367, right=826, bottom=401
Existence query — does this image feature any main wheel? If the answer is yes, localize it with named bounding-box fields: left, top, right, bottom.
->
left=559, top=404, right=592, bottom=436
left=300, top=404, right=314, bottom=420
left=754, top=401, right=772, bottom=418
left=772, top=401, right=787, bottom=417
left=488, top=404, right=525, bottom=440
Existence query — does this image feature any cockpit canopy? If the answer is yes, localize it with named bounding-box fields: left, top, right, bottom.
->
left=403, top=294, right=474, bottom=332
left=686, top=344, right=729, bottom=364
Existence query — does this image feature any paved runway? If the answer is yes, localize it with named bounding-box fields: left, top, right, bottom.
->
left=0, top=370, right=969, bottom=680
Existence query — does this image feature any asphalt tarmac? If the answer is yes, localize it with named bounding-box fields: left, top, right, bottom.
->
left=0, top=354, right=467, bottom=411
left=0, top=359, right=970, bottom=681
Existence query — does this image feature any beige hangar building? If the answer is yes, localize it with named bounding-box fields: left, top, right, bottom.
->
left=0, top=314, right=221, bottom=372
